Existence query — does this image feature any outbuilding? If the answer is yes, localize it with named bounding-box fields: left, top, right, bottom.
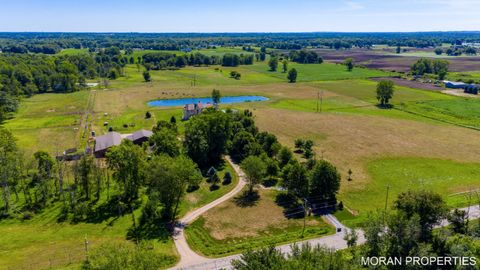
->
left=126, top=129, right=153, bottom=145
left=94, top=131, right=122, bottom=157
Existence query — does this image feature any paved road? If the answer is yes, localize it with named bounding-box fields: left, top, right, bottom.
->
left=172, top=156, right=247, bottom=269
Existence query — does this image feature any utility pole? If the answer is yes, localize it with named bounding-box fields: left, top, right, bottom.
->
left=84, top=234, right=89, bottom=262
left=383, top=184, right=390, bottom=224
left=320, top=90, right=323, bottom=113
left=302, top=198, right=308, bottom=237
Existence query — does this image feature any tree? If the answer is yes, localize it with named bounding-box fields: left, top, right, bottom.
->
left=142, top=71, right=151, bottom=82
left=277, top=146, right=293, bottom=168
left=448, top=209, right=468, bottom=234
left=393, top=190, right=448, bottom=240
left=0, top=129, right=21, bottom=214
left=211, top=89, right=221, bottom=105
left=106, top=140, right=146, bottom=203
left=396, top=46, right=401, bottom=54
left=343, top=228, right=358, bottom=248
left=170, top=116, right=176, bottom=124
left=434, top=48, right=443, bottom=55
left=309, top=160, right=341, bottom=200
left=223, top=171, right=232, bottom=184
left=376, top=80, right=395, bottom=107
left=74, top=155, right=95, bottom=200
left=145, top=111, right=151, bottom=119
left=184, top=110, right=232, bottom=168
left=150, top=128, right=180, bottom=157
left=268, top=57, right=278, bottom=71
left=229, top=131, right=256, bottom=162
left=145, top=155, right=201, bottom=222
left=281, top=161, right=308, bottom=198
left=240, top=156, right=266, bottom=194
left=287, top=68, right=297, bottom=83
left=282, top=60, right=288, bottom=73
left=344, top=58, right=354, bottom=71
left=294, top=138, right=305, bottom=151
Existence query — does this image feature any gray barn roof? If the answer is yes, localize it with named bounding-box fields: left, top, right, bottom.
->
left=126, top=129, right=153, bottom=142
left=94, top=132, right=122, bottom=152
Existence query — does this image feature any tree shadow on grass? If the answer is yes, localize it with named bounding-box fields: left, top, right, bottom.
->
left=375, top=104, right=394, bottom=109
left=82, top=195, right=141, bottom=225
left=275, top=192, right=304, bottom=219
left=234, top=190, right=260, bottom=208
left=127, top=217, right=171, bottom=241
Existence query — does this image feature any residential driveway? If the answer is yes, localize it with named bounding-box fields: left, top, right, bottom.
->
left=170, top=157, right=480, bottom=270
left=172, top=156, right=246, bottom=269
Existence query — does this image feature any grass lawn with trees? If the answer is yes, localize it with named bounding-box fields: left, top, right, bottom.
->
left=185, top=189, right=334, bottom=257
left=2, top=45, right=480, bottom=269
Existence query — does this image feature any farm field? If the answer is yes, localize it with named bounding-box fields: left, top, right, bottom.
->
left=2, top=47, right=480, bottom=269
left=315, top=48, right=480, bottom=73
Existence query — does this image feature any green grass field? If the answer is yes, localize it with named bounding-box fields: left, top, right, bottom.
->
left=0, top=195, right=176, bottom=269
left=185, top=189, right=334, bottom=257
left=3, top=47, right=480, bottom=267
left=339, top=157, right=480, bottom=226
left=246, top=62, right=393, bottom=82
left=3, top=91, right=89, bottom=155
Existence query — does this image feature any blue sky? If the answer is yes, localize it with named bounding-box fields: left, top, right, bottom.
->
left=0, top=0, right=478, bottom=32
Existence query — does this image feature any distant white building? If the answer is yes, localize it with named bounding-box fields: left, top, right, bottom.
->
left=182, top=102, right=213, bottom=120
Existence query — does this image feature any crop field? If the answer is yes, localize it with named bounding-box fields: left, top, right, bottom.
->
left=315, top=48, right=480, bottom=73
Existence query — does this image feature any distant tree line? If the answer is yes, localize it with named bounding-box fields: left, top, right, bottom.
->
left=141, top=52, right=254, bottom=70
left=0, top=48, right=129, bottom=122
left=411, top=58, right=449, bottom=79
left=3, top=32, right=480, bottom=54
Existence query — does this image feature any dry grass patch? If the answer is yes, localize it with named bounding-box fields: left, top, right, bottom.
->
left=201, top=189, right=321, bottom=240
left=254, top=108, right=480, bottom=190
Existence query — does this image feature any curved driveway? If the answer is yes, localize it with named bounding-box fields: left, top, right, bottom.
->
left=172, top=156, right=246, bottom=269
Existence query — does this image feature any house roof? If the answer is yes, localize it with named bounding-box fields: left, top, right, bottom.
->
left=444, top=80, right=467, bottom=86
left=184, top=102, right=213, bottom=111
left=94, top=132, right=122, bottom=152
left=126, top=129, right=153, bottom=142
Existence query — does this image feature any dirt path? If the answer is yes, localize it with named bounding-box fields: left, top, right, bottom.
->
left=172, top=156, right=247, bottom=268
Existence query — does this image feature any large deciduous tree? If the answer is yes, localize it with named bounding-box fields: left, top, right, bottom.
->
left=241, top=155, right=266, bottom=194
left=309, top=160, right=340, bottom=200
left=106, top=140, right=146, bottom=203
left=184, top=110, right=232, bottom=168
left=393, top=190, right=448, bottom=240
left=376, top=80, right=395, bottom=107
left=145, top=155, right=201, bottom=222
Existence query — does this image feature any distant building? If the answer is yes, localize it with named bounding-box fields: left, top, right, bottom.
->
left=126, top=129, right=153, bottom=145
left=94, top=131, right=123, bottom=157
left=183, top=102, right=212, bottom=120
left=444, top=80, right=468, bottom=89
left=93, top=129, right=154, bottom=157
left=464, top=84, right=479, bottom=95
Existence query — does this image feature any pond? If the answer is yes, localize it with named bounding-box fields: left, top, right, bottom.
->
left=148, top=95, right=269, bottom=107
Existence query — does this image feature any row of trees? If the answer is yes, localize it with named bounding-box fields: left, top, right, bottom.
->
left=411, top=58, right=449, bottom=79
left=233, top=189, right=480, bottom=269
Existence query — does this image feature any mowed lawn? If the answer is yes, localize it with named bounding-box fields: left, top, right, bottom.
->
left=185, top=189, right=334, bottom=257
